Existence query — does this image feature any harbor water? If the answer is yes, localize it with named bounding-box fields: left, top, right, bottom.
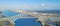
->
left=2, top=10, right=42, bottom=26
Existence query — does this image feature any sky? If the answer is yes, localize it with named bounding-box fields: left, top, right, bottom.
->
left=0, top=0, right=60, bottom=11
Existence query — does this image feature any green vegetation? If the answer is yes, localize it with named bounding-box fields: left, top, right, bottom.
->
left=0, top=24, right=1, bottom=26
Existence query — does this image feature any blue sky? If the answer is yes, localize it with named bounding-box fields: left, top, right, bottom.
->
left=0, top=0, right=60, bottom=11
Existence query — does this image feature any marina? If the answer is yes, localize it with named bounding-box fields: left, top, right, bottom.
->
left=0, top=0, right=60, bottom=26
left=0, top=10, right=60, bottom=26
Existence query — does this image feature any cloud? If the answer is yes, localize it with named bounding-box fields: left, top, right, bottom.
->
left=0, top=3, right=60, bottom=11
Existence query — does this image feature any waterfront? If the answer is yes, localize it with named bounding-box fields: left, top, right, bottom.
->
left=2, top=10, right=42, bottom=26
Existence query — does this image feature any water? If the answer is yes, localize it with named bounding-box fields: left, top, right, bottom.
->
left=2, top=10, right=42, bottom=26
left=15, top=18, right=42, bottom=26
